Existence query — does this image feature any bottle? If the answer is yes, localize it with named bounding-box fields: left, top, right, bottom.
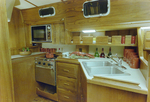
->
left=100, top=48, right=105, bottom=58
left=94, top=48, right=99, bottom=57
left=107, top=47, right=112, bottom=58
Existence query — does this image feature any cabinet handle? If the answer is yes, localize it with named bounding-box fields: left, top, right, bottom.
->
left=64, top=96, right=69, bottom=99
left=63, top=69, right=69, bottom=72
left=64, top=83, right=69, bottom=86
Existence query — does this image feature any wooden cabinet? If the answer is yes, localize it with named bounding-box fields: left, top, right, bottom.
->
left=56, top=61, right=80, bottom=102
left=51, top=23, right=65, bottom=44
left=12, top=57, right=38, bottom=102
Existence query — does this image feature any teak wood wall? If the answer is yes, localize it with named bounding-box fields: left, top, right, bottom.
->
left=21, top=0, right=150, bottom=31
left=0, top=0, right=15, bottom=102
left=8, top=8, right=41, bottom=55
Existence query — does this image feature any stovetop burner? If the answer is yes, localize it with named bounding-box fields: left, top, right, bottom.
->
left=43, top=57, right=56, bottom=61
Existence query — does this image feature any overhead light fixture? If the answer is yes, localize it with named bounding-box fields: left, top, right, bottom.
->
left=82, top=30, right=96, bottom=33
left=141, top=27, right=150, bottom=29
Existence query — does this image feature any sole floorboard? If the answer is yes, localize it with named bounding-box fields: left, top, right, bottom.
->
left=32, top=96, right=56, bottom=102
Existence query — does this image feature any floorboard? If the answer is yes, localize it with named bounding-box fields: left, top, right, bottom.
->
left=32, top=96, right=56, bottom=102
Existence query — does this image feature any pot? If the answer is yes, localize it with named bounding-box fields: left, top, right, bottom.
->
left=46, top=52, right=54, bottom=58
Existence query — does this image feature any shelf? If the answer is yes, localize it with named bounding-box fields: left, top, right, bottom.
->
left=68, top=43, right=137, bottom=46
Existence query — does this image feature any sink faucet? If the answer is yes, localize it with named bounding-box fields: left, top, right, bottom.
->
left=109, top=54, right=126, bottom=69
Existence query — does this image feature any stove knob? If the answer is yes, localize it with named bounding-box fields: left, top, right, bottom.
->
left=38, top=62, right=41, bottom=64
left=48, top=63, right=51, bottom=66
left=43, top=63, right=46, bottom=65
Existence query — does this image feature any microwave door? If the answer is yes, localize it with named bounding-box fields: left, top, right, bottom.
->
left=32, top=26, right=46, bottom=41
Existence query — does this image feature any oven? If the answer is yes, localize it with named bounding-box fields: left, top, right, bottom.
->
left=35, top=57, right=56, bottom=86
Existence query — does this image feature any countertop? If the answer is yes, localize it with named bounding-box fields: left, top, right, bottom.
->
left=11, top=52, right=46, bottom=59
left=78, top=58, right=148, bottom=95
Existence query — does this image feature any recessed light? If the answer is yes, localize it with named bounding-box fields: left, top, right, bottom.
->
left=82, top=30, right=96, bottom=33
left=141, top=27, right=150, bottom=29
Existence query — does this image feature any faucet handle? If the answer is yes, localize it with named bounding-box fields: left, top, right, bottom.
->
left=115, top=53, right=119, bottom=58
left=118, top=59, right=122, bottom=66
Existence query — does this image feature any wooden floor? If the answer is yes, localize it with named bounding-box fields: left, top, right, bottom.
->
left=32, top=96, right=56, bottom=102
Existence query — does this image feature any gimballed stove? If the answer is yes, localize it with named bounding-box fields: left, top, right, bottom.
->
left=35, top=57, right=56, bottom=86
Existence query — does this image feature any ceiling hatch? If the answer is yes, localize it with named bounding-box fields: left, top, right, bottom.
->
left=39, top=7, right=55, bottom=18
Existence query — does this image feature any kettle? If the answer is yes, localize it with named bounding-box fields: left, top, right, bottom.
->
left=46, top=52, right=54, bottom=58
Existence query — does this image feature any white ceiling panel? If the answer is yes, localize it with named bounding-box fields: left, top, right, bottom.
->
left=28, top=0, right=61, bottom=6
left=15, top=0, right=35, bottom=9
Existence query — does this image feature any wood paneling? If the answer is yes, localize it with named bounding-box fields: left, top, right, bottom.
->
left=65, top=0, right=150, bottom=31
left=21, top=2, right=66, bottom=25
left=80, top=65, right=87, bottom=102
left=12, top=57, right=39, bottom=102
left=8, top=8, right=41, bottom=55
left=8, top=8, right=26, bottom=49
left=0, top=0, right=15, bottom=101
left=65, top=30, right=72, bottom=44
left=76, top=45, right=89, bottom=53
left=51, top=23, right=65, bottom=44
left=87, top=83, right=147, bottom=102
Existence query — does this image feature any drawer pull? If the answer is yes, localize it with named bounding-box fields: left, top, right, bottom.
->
left=64, top=83, right=69, bottom=86
left=64, top=96, right=69, bottom=99
left=63, top=69, right=69, bottom=72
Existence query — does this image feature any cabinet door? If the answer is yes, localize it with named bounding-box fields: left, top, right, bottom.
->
left=58, top=88, right=77, bottom=102
left=51, top=23, right=65, bottom=44
left=57, top=76, right=77, bottom=92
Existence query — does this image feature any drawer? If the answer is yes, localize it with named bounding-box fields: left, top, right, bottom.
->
left=58, top=88, right=77, bottom=102
left=57, top=62, right=78, bottom=78
left=57, top=76, right=77, bottom=92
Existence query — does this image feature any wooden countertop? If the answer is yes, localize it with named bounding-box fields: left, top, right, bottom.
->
left=11, top=52, right=46, bottom=59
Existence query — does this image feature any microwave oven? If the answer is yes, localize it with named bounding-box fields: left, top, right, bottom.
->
left=31, top=24, right=52, bottom=42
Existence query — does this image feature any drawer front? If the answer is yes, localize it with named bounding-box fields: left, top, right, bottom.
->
left=58, top=88, right=77, bottom=102
left=57, top=62, right=78, bottom=78
left=57, top=76, right=77, bottom=92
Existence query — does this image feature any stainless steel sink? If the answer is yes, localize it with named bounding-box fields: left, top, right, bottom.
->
left=84, top=61, right=112, bottom=67
left=82, top=61, right=130, bottom=77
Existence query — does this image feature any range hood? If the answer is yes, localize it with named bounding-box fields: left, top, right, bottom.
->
left=6, top=0, right=20, bottom=22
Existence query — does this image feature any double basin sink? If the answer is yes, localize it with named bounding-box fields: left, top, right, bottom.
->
left=82, top=61, right=130, bottom=77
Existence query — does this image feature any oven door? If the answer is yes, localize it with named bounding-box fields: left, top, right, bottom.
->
left=35, top=66, right=56, bottom=86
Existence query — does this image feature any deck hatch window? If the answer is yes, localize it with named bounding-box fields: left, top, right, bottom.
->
left=83, top=0, right=110, bottom=18
left=39, top=7, right=55, bottom=18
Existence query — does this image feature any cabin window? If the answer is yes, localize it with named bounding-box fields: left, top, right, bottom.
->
left=83, top=0, right=110, bottom=18
left=39, top=7, right=55, bottom=18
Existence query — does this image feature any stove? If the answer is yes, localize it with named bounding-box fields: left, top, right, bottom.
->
left=35, top=57, right=56, bottom=86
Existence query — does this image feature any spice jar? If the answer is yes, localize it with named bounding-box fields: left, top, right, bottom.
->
left=121, top=36, right=125, bottom=44
left=131, top=36, right=136, bottom=44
